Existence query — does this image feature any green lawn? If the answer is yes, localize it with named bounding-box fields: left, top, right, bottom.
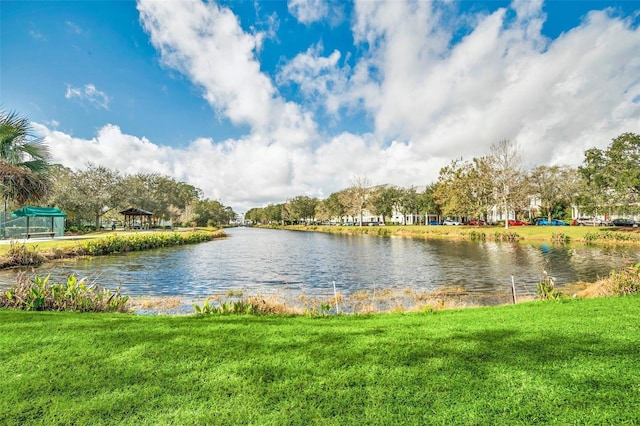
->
left=2, top=296, right=639, bottom=425
left=280, top=223, right=640, bottom=244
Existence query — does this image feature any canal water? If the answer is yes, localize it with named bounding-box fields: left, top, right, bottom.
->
left=0, top=227, right=637, bottom=310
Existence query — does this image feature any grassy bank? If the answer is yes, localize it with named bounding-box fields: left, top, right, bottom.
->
left=0, top=229, right=225, bottom=269
left=1, top=295, right=639, bottom=425
left=272, top=223, right=640, bottom=244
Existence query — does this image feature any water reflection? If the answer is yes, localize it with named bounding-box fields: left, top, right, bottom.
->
left=0, top=227, right=637, bottom=302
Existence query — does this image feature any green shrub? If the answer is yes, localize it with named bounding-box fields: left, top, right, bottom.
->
left=0, top=273, right=130, bottom=312
left=551, top=233, right=570, bottom=244
left=469, top=230, right=486, bottom=241
left=493, top=231, right=519, bottom=242
left=5, top=242, right=44, bottom=266
left=194, top=298, right=258, bottom=315
left=584, top=232, right=599, bottom=243
left=536, top=270, right=564, bottom=300
left=606, top=263, right=640, bottom=295
left=74, top=232, right=217, bottom=256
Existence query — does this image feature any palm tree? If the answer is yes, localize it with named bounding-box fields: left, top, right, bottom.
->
left=0, top=108, right=52, bottom=236
left=0, top=109, right=50, bottom=175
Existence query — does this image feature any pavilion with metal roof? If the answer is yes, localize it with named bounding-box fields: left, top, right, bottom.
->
left=119, top=207, right=153, bottom=230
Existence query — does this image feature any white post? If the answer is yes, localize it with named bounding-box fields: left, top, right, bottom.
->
left=332, top=280, right=340, bottom=314
left=511, top=275, right=517, bottom=304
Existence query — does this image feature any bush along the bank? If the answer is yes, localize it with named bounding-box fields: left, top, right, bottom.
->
left=600, top=263, right=640, bottom=296
left=75, top=232, right=220, bottom=256
left=584, top=230, right=640, bottom=243
left=4, top=241, right=45, bottom=267
left=537, top=270, right=565, bottom=300
left=0, top=273, right=130, bottom=312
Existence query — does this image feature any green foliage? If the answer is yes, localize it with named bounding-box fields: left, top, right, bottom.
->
left=0, top=273, right=130, bottom=312
left=288, top=195, right=319, bottom=223
left=5, top=241, right=44, bottom=266
left=191, top=199, right=235, bottom=227
left=0, top=108, right=51, bottom=204
left=493, top=231, right=519, bottom=241
left=537, top=270, right=565, bottom=300
left=605, top=263, right=640, bottom=295
left=551, top=232, right=570, bottom=244
left=583, top=230, right=640, bottom=243
left=194, top=298, right=257, bottom=315
left=468, top=230, right=486, bottom=240
left=74, top=232, right=216, bottom=256
left=579, top=132, right=640, bottom=211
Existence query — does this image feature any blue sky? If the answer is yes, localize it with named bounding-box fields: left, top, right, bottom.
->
left=2, top=0, right=639, bottom=211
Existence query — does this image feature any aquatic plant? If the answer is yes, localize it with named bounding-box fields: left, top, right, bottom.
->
left=0, top=273, right=130, bottom=312
left=551, top=233, right=570, bottom=244
left=536, top=270, right=564, bottom=300
left=4, top=241, right=44, bottom=266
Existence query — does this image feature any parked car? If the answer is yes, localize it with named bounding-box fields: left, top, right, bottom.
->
left=465, top=219, right=486, bottom=226
left=507, top=220, right=529, bottom=226
left=573, top=217, right=612, bottom=226
left=442, top=219, right=462, bottom=225
left=536, top=218, right=568, bottom=226
left=612, top=218, right=639, bottom=227
left=428, top=220, right=441, bottom=226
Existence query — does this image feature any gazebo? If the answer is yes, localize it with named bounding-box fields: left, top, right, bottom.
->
left=120, top=207, right=153, bottom=230
left=11, top=206, right=67, bottom=239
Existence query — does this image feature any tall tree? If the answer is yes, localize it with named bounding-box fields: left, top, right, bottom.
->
left=487, top=139, right=527, bottom=229
left=416, top=183, right=442, bottom=222
left=370, top=185, right=402, bottom=224
left=52, top=163, right=122, bottom=228
left=339, top=175, right=371, bottom=226
left=529, top=165, right=581, bottom=225
left=288, top=195, right=318, bottom=224
left=120, top=173, right=200, bottom=224
left=579, top=132, right=640, bottom=211
left=323, top=192, right=346, bottom=223
left=434, top=158, right=492, bottom=221
left=192, top=199, right=233, bottom=227
left=396, top=187, right=418, bottom=225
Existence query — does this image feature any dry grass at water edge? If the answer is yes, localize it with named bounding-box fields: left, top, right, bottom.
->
left=279, top=223, right=640, bottom=244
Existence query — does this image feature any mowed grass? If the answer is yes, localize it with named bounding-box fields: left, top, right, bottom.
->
left=2, top=296, right=639, bottom=425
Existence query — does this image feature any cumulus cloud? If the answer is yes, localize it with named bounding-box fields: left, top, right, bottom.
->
left=65, top=84, right=111, bottom=110
left=287, top=0, right=329, bottom=24
left=279, top=0, right=638, bottom=167
left=35, top=121, right=442, bottom=211
left=42, top=0, right=639, bottom=211
left=137, top=0, right=317, bottom=147
left=277, top=43, right=348, bottom=114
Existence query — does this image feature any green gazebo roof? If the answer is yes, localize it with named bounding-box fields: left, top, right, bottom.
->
left=11, top=206, right=67, bottom=218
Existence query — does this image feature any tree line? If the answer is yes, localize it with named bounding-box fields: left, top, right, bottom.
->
left=0, top=109, right=235, bottom=229
left=246, top=133, right=640, bottom=227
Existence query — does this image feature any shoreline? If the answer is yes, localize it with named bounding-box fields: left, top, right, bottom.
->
left=261, top=223, right=640, bottom=245
left=0, top=228, right=226, bottom=270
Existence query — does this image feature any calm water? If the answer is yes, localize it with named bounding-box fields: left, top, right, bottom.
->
left=0, top=227, right=637, bottom=305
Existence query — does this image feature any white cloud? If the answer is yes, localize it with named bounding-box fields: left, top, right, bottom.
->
left=339, top=0, right=640, bottom=166
left=42, top=0, right=639, bottom=212
left=29, top=29, right=46, bottom=40
left=35, top=121, right=443, bottom=211
left=65, top=21, right=83, bottom=35
left=65, top=84, right=111, bottom=110
left=277, top=43, right=347, bottom=114
left=287, top=0, right=329, bottom=24
left=137, top=0, right=317, bottom=148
